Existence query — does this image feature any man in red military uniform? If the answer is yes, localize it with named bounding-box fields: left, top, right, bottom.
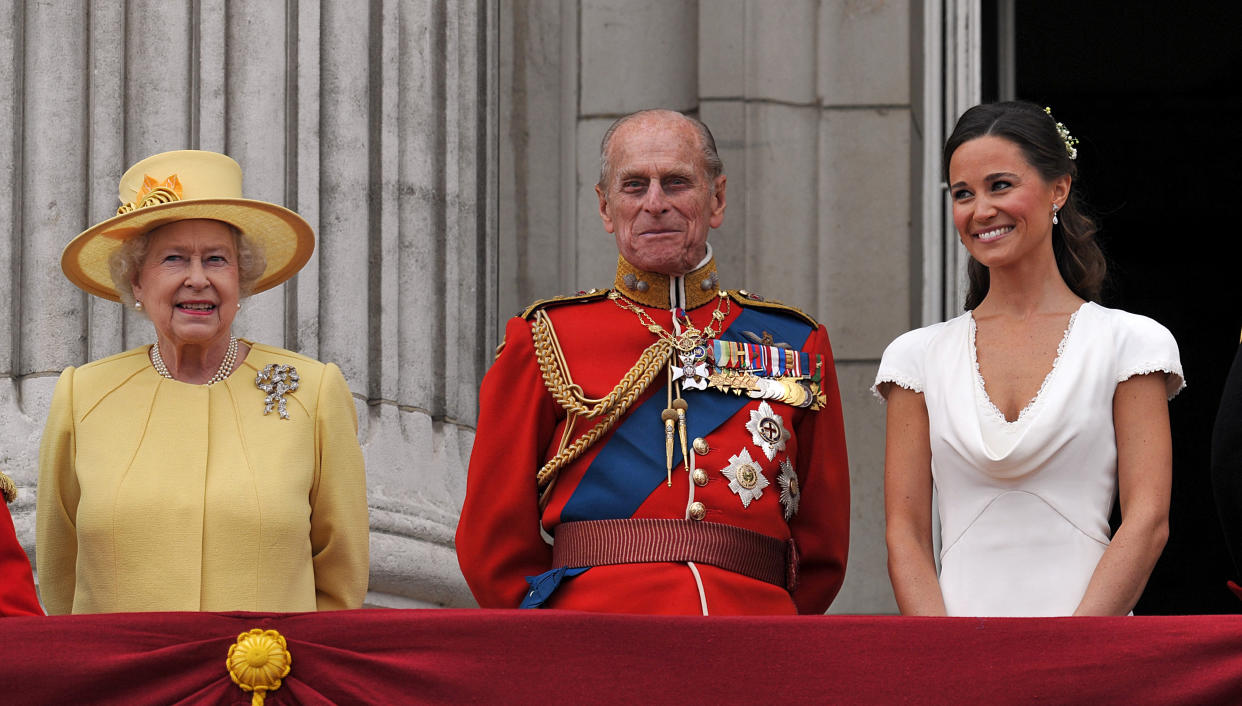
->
left=456, top=109, right=849, bottom=614
left=1, top=471, right=43, bottom=616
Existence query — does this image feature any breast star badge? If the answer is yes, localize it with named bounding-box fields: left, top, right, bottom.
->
left=777, top=459, right=800, bottom=520
left=746, top=400, right=790, bottom=461
left=721, top=447, right=769, bottom=508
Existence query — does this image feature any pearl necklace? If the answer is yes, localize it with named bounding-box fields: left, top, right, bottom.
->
left=150, top=336, right=238, bottom=386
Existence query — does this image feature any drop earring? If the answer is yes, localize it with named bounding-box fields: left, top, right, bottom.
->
left=135, top=301, right=143, bottom=311
left=1052, top=204, right=1060, bottom=225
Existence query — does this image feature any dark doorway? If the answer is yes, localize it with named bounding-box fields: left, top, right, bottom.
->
left=1003, top=1, right=1242, bottom=613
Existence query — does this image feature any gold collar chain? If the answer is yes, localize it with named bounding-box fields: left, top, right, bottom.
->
left=607, top=289, right=731, bottom=354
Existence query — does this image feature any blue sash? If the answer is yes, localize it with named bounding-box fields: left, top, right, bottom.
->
left=519, top=566, right=590, bottom=609
left=559, top=307, right=813, bottom=522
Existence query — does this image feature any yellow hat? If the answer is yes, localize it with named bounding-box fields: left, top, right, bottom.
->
left=61, top=150, right=315, bottom=302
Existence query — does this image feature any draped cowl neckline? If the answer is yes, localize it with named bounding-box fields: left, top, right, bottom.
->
left=969, top=302, right=1087, bottom=460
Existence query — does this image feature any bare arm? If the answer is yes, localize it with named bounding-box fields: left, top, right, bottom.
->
left=1073, top=372, right=1172, bottom=616
left=883, top=385, right=947, bottom=616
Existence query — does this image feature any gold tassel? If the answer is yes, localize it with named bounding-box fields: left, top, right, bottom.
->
left=672, top=398, right=689, bottom=471
left=661, top=409, right=678, bottom=486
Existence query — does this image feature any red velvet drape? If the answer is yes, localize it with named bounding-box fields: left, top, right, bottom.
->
left=2, top=610, right=1239, bottom=704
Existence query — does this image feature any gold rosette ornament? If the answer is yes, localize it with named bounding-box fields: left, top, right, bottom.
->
left=227, top=629, right=292, bottom=705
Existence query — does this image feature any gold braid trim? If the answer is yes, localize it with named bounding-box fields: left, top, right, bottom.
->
left=0, top=471, right=15, bottom=503
left=531, top=310, right=672, bottom=495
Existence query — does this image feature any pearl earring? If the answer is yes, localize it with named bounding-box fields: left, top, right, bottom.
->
left=1052, top=204, right=1060, bottom=225
left=135, top=301, right=143, bottom=311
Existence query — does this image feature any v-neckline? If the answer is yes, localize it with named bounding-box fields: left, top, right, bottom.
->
left=969, top=302, right=1087, bottom=426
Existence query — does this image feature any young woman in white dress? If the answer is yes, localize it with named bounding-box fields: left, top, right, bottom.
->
left=875, top=102, right=1183, bottom=616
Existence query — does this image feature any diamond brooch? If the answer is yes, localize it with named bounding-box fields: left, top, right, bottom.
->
left=256, top=364, right=300, bottom=420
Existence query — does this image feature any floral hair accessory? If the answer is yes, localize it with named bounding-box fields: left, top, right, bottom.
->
left=1044, top=106, right=1079, bottom=160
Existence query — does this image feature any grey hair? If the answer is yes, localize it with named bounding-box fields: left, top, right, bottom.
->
left=109, top=221, right=267, bottom=309
left=597, top=109, right=724, bottom=192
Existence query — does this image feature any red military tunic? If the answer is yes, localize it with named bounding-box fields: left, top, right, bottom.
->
left=1, top=473, right=43, bottom=617
left=456, top=256, right=850, bottom=614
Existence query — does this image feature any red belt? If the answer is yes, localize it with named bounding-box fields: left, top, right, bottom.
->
left=552, top=518, right=799, bottom=592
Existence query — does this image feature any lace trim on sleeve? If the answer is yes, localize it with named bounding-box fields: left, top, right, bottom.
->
left=871, top=374, right=923, bottom=402
left=1116, top=363, right=1186, bottom=400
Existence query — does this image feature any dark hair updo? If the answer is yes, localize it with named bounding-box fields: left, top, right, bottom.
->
left=943, top=101, right=1104, bottom=310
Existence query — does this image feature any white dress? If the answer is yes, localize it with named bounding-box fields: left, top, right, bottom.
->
left=874, top=302, right=1183, bottom=616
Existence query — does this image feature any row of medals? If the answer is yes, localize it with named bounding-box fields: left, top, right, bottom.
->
left=673, top=334, right=820, bottom=409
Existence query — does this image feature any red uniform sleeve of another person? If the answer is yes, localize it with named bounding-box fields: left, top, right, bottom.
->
left=1, top=501, right=43, bottom=617
left=456, top=316, right=560, bottom=608
left=788, top=324, right=850, bottom=614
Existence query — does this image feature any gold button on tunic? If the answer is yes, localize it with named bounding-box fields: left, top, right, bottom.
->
left=688, top=502, right=707, bottom=521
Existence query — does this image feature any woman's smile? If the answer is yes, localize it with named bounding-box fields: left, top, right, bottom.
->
left=973, top=225, right=1014, bottom=243
left=176, top=300, right=218, bottom=315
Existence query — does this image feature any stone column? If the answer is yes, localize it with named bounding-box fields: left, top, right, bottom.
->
left=697, top=0, right=917, bottom=615
left=1, top=0, right=497, bottom=609
left=815, top=0, right=915, bottom=614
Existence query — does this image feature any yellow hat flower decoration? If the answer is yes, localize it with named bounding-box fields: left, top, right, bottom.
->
left=115, top=174, right=184, bottom=214
left=227, top=629, right=292, bottom=705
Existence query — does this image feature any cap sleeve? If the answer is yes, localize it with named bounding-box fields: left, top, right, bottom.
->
left=873, top=326, right=934, bottom=401
left=1113, top=311, right=1185, bottom=400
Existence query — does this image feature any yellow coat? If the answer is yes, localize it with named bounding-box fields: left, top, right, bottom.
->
left=36, top=341, right=369, bottom=614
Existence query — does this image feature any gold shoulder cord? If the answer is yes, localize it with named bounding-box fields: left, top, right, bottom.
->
left=0, top=470, right=15, bottom=503
left=531, top=309, right=672, bottom=506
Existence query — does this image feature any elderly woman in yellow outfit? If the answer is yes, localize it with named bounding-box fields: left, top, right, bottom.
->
left=37, top=150, right=369, bottom=614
